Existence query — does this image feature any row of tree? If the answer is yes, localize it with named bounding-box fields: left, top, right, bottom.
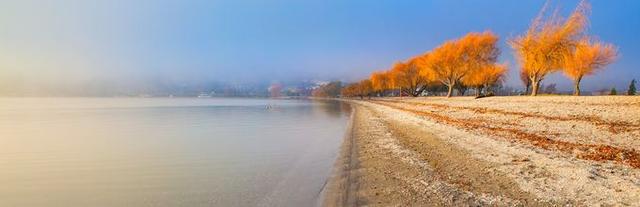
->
left=342, top=0, right=618, bottom=98
left=342, top=31, right=505, bottom=98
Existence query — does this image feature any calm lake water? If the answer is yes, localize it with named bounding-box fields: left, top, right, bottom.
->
left=0, top=98, right=350, bottom=206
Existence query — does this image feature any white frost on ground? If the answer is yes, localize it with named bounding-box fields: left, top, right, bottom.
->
left=359, top=97, right=640, bottom=205
left=362, top=109, right=516, bottom=205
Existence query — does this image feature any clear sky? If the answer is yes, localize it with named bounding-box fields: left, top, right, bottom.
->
left=0, top=0, right=638, bottom=94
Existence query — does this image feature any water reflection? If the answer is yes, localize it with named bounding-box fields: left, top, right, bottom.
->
left=311, top=99, right=351, bottom=119
left=0, top=98, right=350, bottom=207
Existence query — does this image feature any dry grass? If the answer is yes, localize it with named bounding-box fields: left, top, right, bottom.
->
left=377, top=99, right=640, bottom=133
left=372, top=98, right=640, bottom=169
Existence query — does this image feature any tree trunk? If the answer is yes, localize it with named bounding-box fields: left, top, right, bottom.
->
left=474, top=87, right=480, bottom=96
left=573, top=77, right=582, bottom=96
left=530, top=78, right=539, bottom=96
left=459, top=88, right=466, bottom=96
left=415, top=86, right=426, bottom=97
left=446, top=83, right=454, bottom=98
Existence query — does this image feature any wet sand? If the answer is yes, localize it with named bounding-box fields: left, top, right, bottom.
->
left=323, top=96, right=640, bottom=206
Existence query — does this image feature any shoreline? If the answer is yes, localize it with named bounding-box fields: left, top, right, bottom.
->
left=321, top=96, right=640, bottom=206
left=319, top=101, right=359, bottom=207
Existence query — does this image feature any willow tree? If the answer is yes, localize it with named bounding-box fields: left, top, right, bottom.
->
left=357, top=79, right=373, bottom=99
left=563, top=39, right=617, bottom=95
left=424, top=31, right=499, bottom=98
left=391, top=58, right=430, bottom=97
left=510, top=1, right=588, bottom=96
left=423, top=41, right=462, bottom=98
left=463, top=64, right=507, bottom=96
left=341, top=82, right=361, bottom=98
left=370, top=71, right=392, bottom=96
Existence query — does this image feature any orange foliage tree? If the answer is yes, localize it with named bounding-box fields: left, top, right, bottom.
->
left=340, top=84, right=355, bottom=98
left=357, top=79, right=374, bottom=98
left=422, top=41, right=460, bottom=98
left=341, top=79, right=374, bottom=99
left=563, top=39, right=617, bottom=95
left=390, top=59, right=430, bottom=97
left=341, top=83, right=357, bottom=98
left=463, top=64, right=507, bottom=96
left=422, top=31, right=500, bottom=97
left=370, top=71, right=392, bottom=96
left=510, top=1, right=588, bottom=96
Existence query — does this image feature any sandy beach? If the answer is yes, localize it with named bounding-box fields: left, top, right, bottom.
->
left=323, top=96, right=640, bottom=206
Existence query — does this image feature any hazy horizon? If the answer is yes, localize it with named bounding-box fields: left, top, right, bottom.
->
left=1, top=0, right=639, bottom=96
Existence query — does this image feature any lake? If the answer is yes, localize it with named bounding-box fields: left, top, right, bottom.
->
left=0, top=98, right=350, bottom=206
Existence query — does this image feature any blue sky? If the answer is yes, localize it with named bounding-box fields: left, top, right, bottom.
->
left=0, top=0, right=638, bottom=93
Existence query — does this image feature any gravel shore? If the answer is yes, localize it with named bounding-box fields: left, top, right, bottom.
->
left=323, top=96, right=640, bottom=206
